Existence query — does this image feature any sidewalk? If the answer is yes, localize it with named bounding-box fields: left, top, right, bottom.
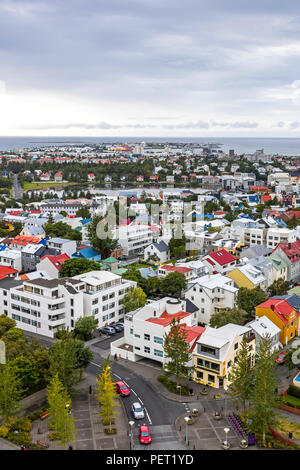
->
left=30, top=372, right=130, bottom=450
left=113, top=356, right=229, bottom=403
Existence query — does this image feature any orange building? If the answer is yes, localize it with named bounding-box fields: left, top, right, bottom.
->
left=255, top=299, right=299, bottom=346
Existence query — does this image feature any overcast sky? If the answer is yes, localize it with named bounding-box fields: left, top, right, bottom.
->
left=1, top=0, right=300, bottom=137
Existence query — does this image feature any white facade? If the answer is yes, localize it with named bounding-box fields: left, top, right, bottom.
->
left=116, top=223, right=154, bottom=256
left=111, top=297, right=198, bottom=364
left=0, top=271, right=136, bottom=338
left=47, top=238, right=77, bottom=257
left=185, top=273, right=238, bottom=325
left=0, top=248, right=22, bottom=272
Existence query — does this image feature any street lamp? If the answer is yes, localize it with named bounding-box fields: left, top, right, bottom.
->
left=224, top=427, right=230, bottom=448
left=184, top=416, right=191, bottom=445
left=129, top=421, right=134, bottom=450
left=176, top=385, right=182, bottom=398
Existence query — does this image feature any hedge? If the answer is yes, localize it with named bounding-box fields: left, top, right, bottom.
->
left=157, top=375, right=189, bottom=395
left=281, top=394, right=300, bottom=410
left=288, top=384, right=300, bottom=399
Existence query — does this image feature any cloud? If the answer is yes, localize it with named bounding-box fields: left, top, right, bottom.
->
left=1, top=1, right=300, bottom=135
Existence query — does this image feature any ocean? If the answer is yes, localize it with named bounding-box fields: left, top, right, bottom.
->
left=1, top=136, right=300, bottom=156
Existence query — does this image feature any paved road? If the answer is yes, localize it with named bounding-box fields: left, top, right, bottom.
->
left=88, top=353, right=187, bottom=450
left=12, top=173, right=22, bottom=199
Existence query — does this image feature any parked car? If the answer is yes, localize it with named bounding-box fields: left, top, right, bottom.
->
left=131, top=402, right=144, bottom=420
left=275, top=352, right=287, bottom=364
left=138, top=425, right=152, bottom=444
left=114, top=381, right=130, bottom=397
left=113, top=323, right=124, bottom=332
left=99, top=326, right=116, bottom=336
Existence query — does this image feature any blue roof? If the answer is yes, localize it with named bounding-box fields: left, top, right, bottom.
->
left=0, top=245, right=7, bottom=252
left=72, top=247, right=101, bottom=259
left=81, top=218, right=91, bottom=225
left=38, top=238, right=48, bottom=246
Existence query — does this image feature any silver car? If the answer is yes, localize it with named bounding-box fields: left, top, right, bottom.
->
left=131, top=402, right=144, bottom=420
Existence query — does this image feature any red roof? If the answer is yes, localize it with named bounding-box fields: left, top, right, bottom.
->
left=40, top=253, right=70, bottom=271
left=146, top=311, right=191, bottom=326
left=178, top=324, right=206, bottom=350
left=0, top=266, right=18, bottom=279
left=273, top=241, right=300, bottom=263
left=256, top=299, right=299, bottom=325
left=205, top=249, right=236, bottom=266
left=160, top=265, right=192, bottom=274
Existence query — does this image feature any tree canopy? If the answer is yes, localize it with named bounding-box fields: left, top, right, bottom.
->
left=60, top=258, right=102, bottom=278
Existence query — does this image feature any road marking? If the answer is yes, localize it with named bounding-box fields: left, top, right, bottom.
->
left=91, top=362, right=101, bottom=368
left=131, top=389, right=137, bottom=396
left=144, top=407, right=152, bottom=425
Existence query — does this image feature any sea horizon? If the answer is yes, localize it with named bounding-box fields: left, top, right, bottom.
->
left=1, top=136, right=300, bottom=156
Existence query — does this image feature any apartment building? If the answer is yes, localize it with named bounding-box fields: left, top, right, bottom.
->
left=73, top=270, right=136, bottom=328
left=266, top=228, right=297, bottom=250
left=40, top=202, right=82, bottom=216
left=116, top=223, right=154, bottom=256
left=110, top=297, right=201, bottom=364
left=185, top=273, right=238, bottom=325
left=157, top=265, right=194, bottom=281
left=0, top=248, right=22, bottom=272
left=47, top=238, right=77, bottom=257
left=193, top=324, right=255, bottom=389
left=0, top=270, right=136, bottom=338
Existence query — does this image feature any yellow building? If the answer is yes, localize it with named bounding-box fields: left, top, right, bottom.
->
left=226, top=264, right=266, bottom=290
left=193, top=324, right=256, bottom=390
left=255, top=299, right=299, bottom=346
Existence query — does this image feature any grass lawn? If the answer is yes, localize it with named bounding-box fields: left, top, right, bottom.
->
left=281, top=394, right=300, bottom=410
left=277, top=418, right=300, bottom=440
left=23, top=181, right=78, bottom=191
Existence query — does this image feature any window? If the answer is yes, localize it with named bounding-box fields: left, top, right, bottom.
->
left=208, top=374, right=215, bottom=383
left=144, top=334, right=150, bottom=341
left=234, top=343, right=238, bottom=350
left=144, top=346, right=150, bottom=354
left=154, top=336, right=163, bottom=344
left=154, top=349, right=163, bottom=357
left=134, top=334, right=140, bottom=338
left=134, top=346, right=141, bottom=351
left=130, top=328, right=133, bottom=335
left=227, top=361, right=231, bottom=368
left=196, top=371, right=203, bottom=379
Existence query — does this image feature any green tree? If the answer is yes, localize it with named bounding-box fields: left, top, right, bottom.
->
left=267, top=278, right=289, bottom=297
left=0, top=364, right=24, bottom=422
left=209, top=308, right=250, bottom=328
left=249, top=334, right=278, bottom=447
left=161, top=272, right=187, bottom=297
left=74, top=316, right=99, bottom=341
left=169, top=235, right=186, bottom=259
left=228, top=335, right=254, bottom=414
left=49, top=337, right=81, bottom=394
left=237, top=287, right=267, bottom=315
left=123, top=286, right=147, bottom=313
left=60, top=258, right=102, bottom=278
left=0, top=314, right=16, bottom=338
left=95, top=357, right=119, bottom=430
left=87, top=215, right=117, bottom=258
left=76, top=207, right=91, bottom=219
left=47, top=373, right=76, bottom=449
left=163, top=318, right=193, bottom=381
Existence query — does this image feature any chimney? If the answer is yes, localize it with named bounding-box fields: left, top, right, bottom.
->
left=288, top=242, right=291, bottom=249
left=270, top=304, right=275, bottom=311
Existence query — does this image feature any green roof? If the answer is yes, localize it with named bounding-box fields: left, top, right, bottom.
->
left=103, top=257, right=118, bottom=264
left=111, top=268, right=128, bottom=275
left=288, top=286, right=300, bottom=296
left=267, top=253, right=288, bottom=270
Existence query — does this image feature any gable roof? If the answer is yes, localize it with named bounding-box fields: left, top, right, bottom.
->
left=205, top=249, right=236, bottom=266
left=160, top=265, right=192, bottom=274
left=256, top=298, right=299, bottom=325
left=40, top=253, right=70, bottom=271
left=273, top=241, right=300, bottom=263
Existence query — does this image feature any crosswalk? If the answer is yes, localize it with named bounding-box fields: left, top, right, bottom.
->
left=133, top=424, right=186, bottom=450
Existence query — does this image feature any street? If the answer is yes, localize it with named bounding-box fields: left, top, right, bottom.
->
left=12, top=173, right=22, bottom=199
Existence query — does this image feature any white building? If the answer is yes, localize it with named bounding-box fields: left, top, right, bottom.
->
left=185, top=273, right=238, bottom=325
left=110, top=297, right=202, bottom=365
left=266, top=228, right=297, bottom=250
left=144, top=241, right=170, bottom=263
left=0, top=271, right=136, bottom=338
left=0, top=248, right=22, bottom=272
left=246, top=316, right=281, bottom=353
left=116, top=223, right=154, bottom=256
left=47, top=238, right=77, bottom=257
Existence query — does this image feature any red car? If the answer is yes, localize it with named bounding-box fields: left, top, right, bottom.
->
left=275, top=352, right=287, bottom=364
left=139, top=425, right=152, bottom=445
left=114, top=381, right=130, bottom=397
